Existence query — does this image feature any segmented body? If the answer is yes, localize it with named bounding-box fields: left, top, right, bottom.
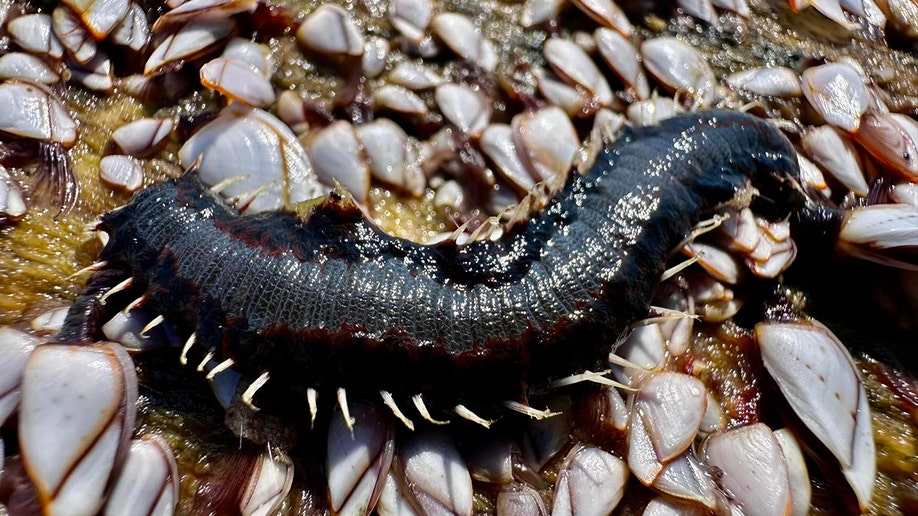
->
left=60, top=111, right=800, bottom=416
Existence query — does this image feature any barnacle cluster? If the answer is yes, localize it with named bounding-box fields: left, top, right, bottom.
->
left=0, top=0, right=916, bottom=514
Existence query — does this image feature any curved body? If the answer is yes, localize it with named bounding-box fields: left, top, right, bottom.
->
left=61, top=111, right=800, bottom=413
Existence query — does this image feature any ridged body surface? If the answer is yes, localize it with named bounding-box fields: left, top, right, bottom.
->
left=62, top=111, right=800, bottom=412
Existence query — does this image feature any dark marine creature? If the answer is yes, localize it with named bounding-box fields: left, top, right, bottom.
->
left=58, top=111, right=803, bottom=422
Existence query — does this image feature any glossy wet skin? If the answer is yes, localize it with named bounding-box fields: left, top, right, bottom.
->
left=60, top=111, right=801, bottom=412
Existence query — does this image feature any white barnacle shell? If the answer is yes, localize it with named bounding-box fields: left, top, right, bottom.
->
left=200, top=57, right=275, bottom=107
left=99, top=155, right=144, bottom=192
left=626, top=371, right=700, bottom=483
left=435, top=83, right=491, bottom=137
left=431, top=12, right=497, bottom=72
left=0, top=327, right=44, bottom=426
left=70, top=52, right=115, bottom=93
left=362, top=36, right=390, bottom=79
left=890, top=183, right=918, bottom=207
left=0, top=80, right=77, bottom=147
left=109, top=2, right=150, bottom=52
left=144, top=18, right=235, bottom=76
left=632, top=373, right=706, bottom=464
left=152, top=0, right=256, bottom=31
left=103, top=436, right=179, bottom=515
left=117, top=73, right=189, bottom=101
left=703, top=423, right=792, bottom=515
left=684, top=272, right=741, bottom=322
left=571, top=0, right=632, bottom=36
left=19, top=342, right=137, bottom=516
left=465, top=435, right=515, bottom=484
left=756, top=321, right=876, bottom=510
left=275, top=90, right=312, bottom=134
left=388, top=60, right=442, bottom=90
left=239, top=447, right=294, bottom=516
left=398, top=431, right=473, bottom=516
left=610, top=324, right=666, bottom=384
left=838, top=204, right=918, bottom=270
left=112, top=117, right=174, bottom=157
left=678, top=0, right=717, bottom=23
left=743, top=224, right=798, bottom=279
left=30, top=306, right=70, bottom=335
left=581, top=108, right=626, bottom=171
left=521, top=0, right=565, bottom=27
left=801, top=63, right=868, bottom=133
left=512, top=106, right=579, bottom=183
left=852, top=111, right=918, bottom=182
left=641, top=37, right=715, bottom=106
left=718, top=208, right=759, bottom=253
left=839, top=0, right=886, bottom=29
left=327, top=403, right=393, bottom=515
left=101, top=308, right=172, bottom=352
left=652, top=453, right=717, bottom=509
left=627, top=96, right=681, bottom=127
left=544, top=37, right=614, bottom=108
left=497, top=484, right=548, bottom=515
left=433, top=180, right=464, bottom=210
left=221, top=37, right=273, bottom=78
left=179, top=103, right=326, bottom=212
left=801, top=0, right=861, bottom=29
left=551, top=445, right=627, bottom=515
left=62, top=0, right=130, bottom=39
left=0, top=53, right=60, bottom=85
left=725, top=66, right=803, bottom=98
left=304, top=121, right=371, bottom=204
left=375, top=84, right=429, bottom=116
left=7, top=14, right=65, bottom=60
left=774, top=428, right=811, bottom=516
left=52, top=6, right=97, bottom=64
left=356, top=118, right=425, bottom=197
left=643, top=497, right=707, bottom=516
left=796, top=154, right=832, bottom=199
left=389, top=0, right=433, bottom=44
left=683, top=241, right=745, bottom=284
left=377, top=470, right=421, bottom=516
left=480, top=124, right=536, bottom=192
left=535, top=67, right=591, bottom=117
left=890, top=182, right=918, bottom=206
left=296, top=5, right=365, bottom=57
left=0, top=167, right=27, bottom=220
left=801, top=124, right=868, bottom=196
left=595, top=28, right=650, bottom=101
left=883, top=0, right=918, bottom=38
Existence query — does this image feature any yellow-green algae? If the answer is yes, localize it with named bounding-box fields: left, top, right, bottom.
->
left=1, top=91, right=147, bottom=323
